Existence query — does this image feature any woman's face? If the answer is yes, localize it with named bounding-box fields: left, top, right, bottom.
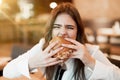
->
left=52, top=13, right=77, bottom=40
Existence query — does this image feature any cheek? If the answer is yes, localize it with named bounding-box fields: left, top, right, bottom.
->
left=52, top=30, right=58, bottom=37
left=68, top=30, right=77, bottom=39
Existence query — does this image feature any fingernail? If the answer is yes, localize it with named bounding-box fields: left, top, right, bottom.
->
left=61, top=44, right=65, bottom=46
left=60, top=60, right=63, bottom=62
left=56, top=41, right=59, bottom=43
left=65, top=38, right=69, bottom=40
left=60, top=47, right=63, bottom=49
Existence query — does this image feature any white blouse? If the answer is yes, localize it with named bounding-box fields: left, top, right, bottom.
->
left=3, top=41, right=120, bottom=80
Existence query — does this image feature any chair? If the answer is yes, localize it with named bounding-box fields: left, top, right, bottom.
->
left=108, top=57, right=120, bottom=68
left=11, top=44, right=31, bottom=59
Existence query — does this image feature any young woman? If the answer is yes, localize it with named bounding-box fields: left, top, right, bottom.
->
left=3, top=2, right=120, bottom=80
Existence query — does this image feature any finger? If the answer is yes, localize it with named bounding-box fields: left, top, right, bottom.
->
left=44, top=41, right=58, bottom=53
left=62, top=44, right=77, bottom=49
left=44, top=58, right=58, bottom=64
left=65, top=38, right=82, bottom=46
left=39, top=38, right=45, bottom=49
left=69, top=53, right=80, bottom=58
left=48, top=47, right=63, bottom=57
left=43, top=60, right=63, bottom=67
left=34, top=58, right=59, bottom=68
left=69, top=52, right=83, bottom=59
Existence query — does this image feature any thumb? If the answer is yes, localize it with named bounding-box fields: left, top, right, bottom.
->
left=39, top=38, right=45, bottom=49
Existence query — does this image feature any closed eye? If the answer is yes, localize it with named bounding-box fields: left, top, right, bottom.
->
left=66, top=25, right=74, bottom=29
left=53, top=24, right=61, bottom=28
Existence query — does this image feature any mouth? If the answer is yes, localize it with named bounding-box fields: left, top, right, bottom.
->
left=56, top=35, right=69, bottom=38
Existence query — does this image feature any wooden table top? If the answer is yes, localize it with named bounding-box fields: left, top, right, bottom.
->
left=97, top=28, right=120, bottom=37
left=0, top=57, right=11, bottom=71
left=0, top=71, right=46, bottom=80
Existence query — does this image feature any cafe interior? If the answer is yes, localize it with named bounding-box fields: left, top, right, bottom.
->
left=0, top=0, right=120, bottom=79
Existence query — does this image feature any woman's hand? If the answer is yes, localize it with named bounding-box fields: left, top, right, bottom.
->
left=62, top=38, right=95, bottom=70
left=29, top=38, right=63, bottom=69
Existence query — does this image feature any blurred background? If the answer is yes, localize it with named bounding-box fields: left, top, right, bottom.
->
left=0, top=0, right=120, bottom=59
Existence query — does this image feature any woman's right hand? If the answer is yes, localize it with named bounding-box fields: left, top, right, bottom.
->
left=28, top=38, right=63, bottom=69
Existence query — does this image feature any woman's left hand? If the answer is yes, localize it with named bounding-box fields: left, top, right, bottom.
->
left=62, top=38, right=95, bottom=70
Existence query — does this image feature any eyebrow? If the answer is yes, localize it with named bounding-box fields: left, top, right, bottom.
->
left=54, top=24, right=76, bottom=27
left=53, top=24, right=61, bottom=26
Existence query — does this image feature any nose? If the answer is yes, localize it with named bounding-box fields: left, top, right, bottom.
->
left=58, top=27, right=67, bottom=37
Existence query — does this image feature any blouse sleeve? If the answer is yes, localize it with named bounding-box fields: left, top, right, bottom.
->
left=88, top=45, right=120, bottom=80
left=89, top=60, right=120, bottom=80
left=3, top=55, right=31, bottom=79
left=3, top=39, right=45, bottom=79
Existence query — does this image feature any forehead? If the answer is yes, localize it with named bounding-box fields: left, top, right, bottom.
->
left=54, top=13, right=76, bottom=26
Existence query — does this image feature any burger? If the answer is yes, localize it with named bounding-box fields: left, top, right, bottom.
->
left=50, top=36, right=74, bottom=60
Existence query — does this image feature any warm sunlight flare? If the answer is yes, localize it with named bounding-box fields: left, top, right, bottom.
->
left=0, top=0, right=2, bottom=5
left=49, top=2, right=57, bottom=9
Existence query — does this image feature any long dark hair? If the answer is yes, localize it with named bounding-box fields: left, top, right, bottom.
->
left=43, top=2, right=88, bottom=80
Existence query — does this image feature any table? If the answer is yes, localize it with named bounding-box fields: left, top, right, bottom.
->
left=97, top=28, right=120, bottom=55
left=0, top=71, right=46, bottom=80
left=97, top=27, right=120, bottom=36
left=0, top=57, right=11, bottom=71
